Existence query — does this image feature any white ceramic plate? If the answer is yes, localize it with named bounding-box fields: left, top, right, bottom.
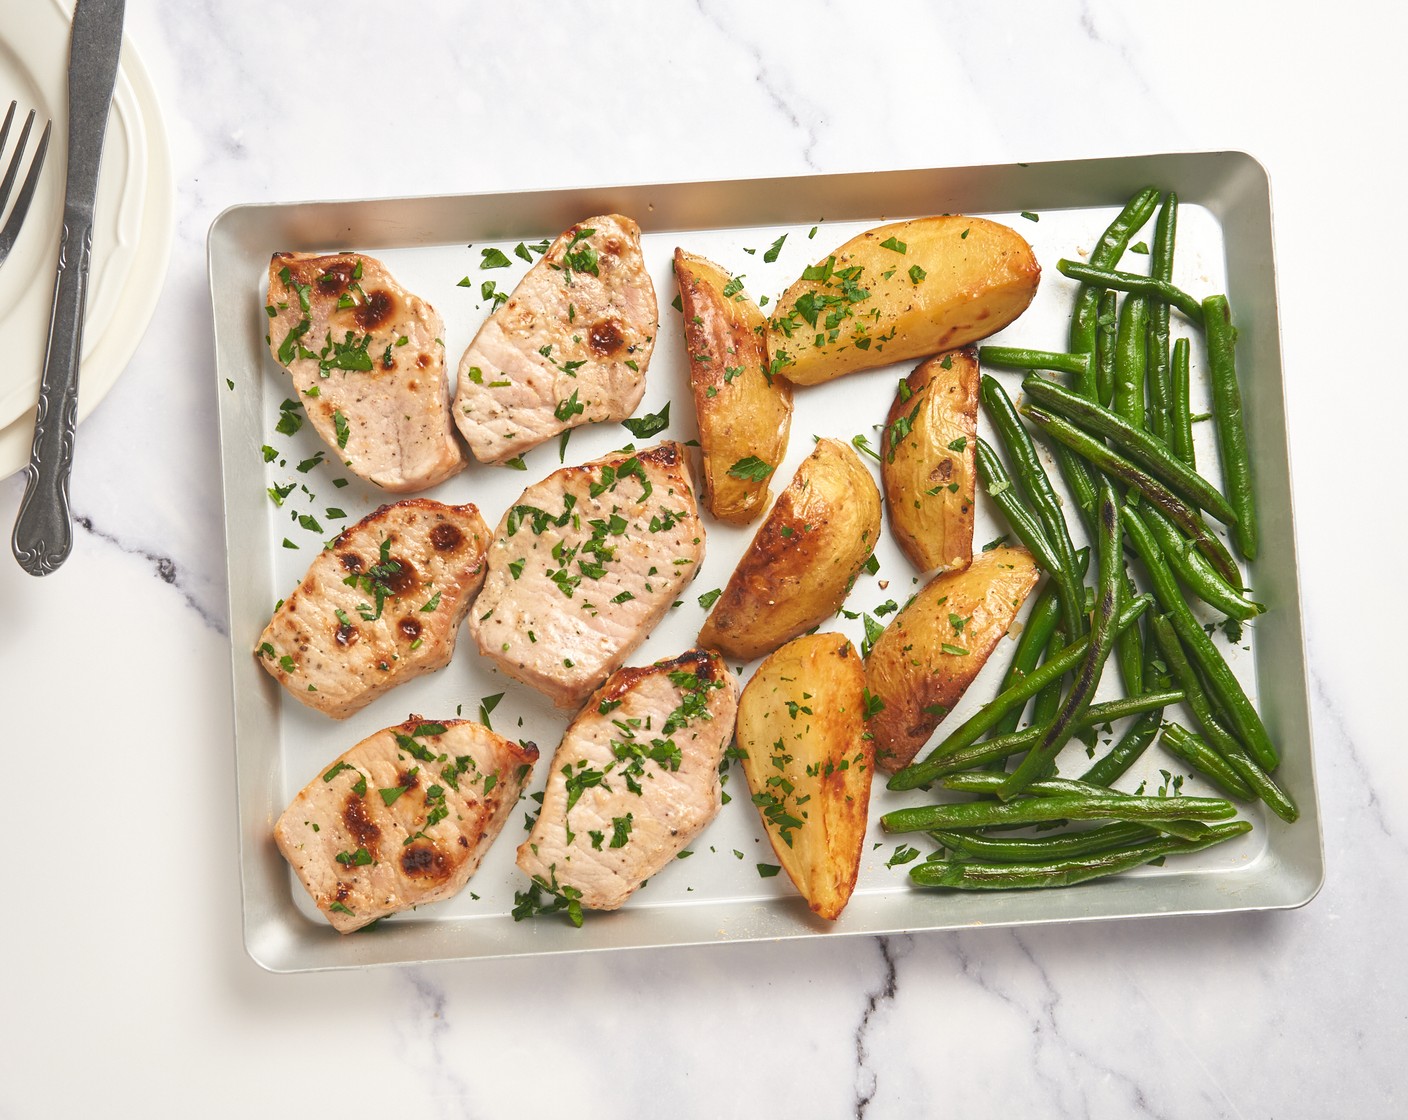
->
left=0, top=0, right=172, bottom=478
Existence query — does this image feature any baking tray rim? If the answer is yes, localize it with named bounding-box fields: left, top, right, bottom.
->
left=208, top=150, right=1323, bottom=973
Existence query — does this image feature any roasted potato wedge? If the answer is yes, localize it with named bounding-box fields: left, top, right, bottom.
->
left=866, top=546, right=1039, bottom=772
left=881, top=348, right=979, bottom=574
left=699, top=438, right=881, bottom=661
left=674, top=249, right=793, bottom=525
left=736, top=632, right=873, bottom=920
left=767, top=216, right=1039, bottom=386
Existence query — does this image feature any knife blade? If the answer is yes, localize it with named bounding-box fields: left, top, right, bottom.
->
left=12, top=0, right=127, bottom=576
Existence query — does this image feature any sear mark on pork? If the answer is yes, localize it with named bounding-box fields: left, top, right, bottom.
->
left=452, top=215, right=658, bottom=464
left=516, top=649, right=738, bottom=912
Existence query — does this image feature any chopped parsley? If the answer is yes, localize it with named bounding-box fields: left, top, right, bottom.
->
left=274, top=398, right=304, bottom=436
left=342, top=536, right=403, bottom=621
left=554, top=389, right=585, bottom=423
left=726, top=455, right=774, bottom=482
left=621, top=402, right=670, bottom=438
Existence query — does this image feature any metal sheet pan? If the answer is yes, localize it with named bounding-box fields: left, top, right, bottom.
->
left=209, top=152, right=1321, bottom=973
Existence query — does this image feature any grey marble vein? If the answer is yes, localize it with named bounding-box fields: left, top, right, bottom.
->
left=397, top=970, right=480, bottom=1120
left=854, top=935, right=900, bottom=1118
left=71, top=512, right=229, bottom=634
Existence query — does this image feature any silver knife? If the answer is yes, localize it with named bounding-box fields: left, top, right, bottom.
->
left=12, top=0, right=127, bottom=576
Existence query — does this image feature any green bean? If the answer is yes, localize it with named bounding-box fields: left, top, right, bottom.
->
left=909, top=821, right=1252, bottom=890
left=978, top=346, right=1092, bottom=378
left=989, top=582, right=1063, bottom=741
left=1080, top=709, right=1163, bottom=787
left=1218, top=740, right=1297, bottom=823
left=1114, top=572, right=1145, bottom=696
left=944, top=771, right=1191, bottom=803
left=937, top=775, right=1213, bottom=838
left=918, top=690, right=1186, bottom=779
left=1029, top=625, right=1069, bottom=729
left=1160, top=721, right=1255, bottom=801
left=1147, top=612, right=1234, bottom=748
left=1148, top=613, right=1296, bottom=821
left=882, top=789, right=1236, bottom=834
left=1000, top=480, right=1122, bottom=798
left=1051, top=446, right=1100, bottom=534
left=1203, top=294, right=1258, bottom=560
left=1079, top=689, right=1182, bottom=725
left=1145, top=192, right=1178, bottom=443
left=1125, top=511, right=1279, bottom=772
left=1021, top=403, right=1242, bottom=586
left=1095, top=290, right=1119, bottom=406
left=930, top=822, right=1160, bottom=863
left=1020, top=375, right=1239, bottom=527
left=980, top=377, right=1083, bottom=637
left=1170, top=337, right=1196, bottom=468
left=974, top=439, right=1068, bottom=582
left=982, top=347, right=1103, bottom=532
left=1069, top=187, right=1161, bottom=355
left=1057, top=260, right=1205, bottom=324
left=1138, top=500, right=1265, bottom=622
left=1112, top=294, right=1148, bottom=430
left=888, top=592, right=1154, bottom=791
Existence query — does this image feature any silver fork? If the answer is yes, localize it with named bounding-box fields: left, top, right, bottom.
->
left=0, top=101, right=53, bottom=272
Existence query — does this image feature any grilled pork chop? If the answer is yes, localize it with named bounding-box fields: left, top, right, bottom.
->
left=257, top=499, right=489, bottom=718
left=267, top=252, right=467, bottom=491
left=276, top=717, right=538, bottom=933
left=453, top=215, right=657, bottom=463
left=469, top=441, right=704, bottom=709
left=516, top=649, right=737, bottom=911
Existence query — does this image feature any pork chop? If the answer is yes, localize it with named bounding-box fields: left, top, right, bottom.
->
left=516, top=649, right=737, bottom=911
left=267, top=252, right=468, bottom=491
left=452, top=215, right=657, bottom=463
left=469, top=441, right=704, bottom=709
left=275, top=717, right=538, bottom=933
left=256, top=499, right=489, bottom=718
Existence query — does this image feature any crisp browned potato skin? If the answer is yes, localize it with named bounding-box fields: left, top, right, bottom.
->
left=767, top=216, right=1039, bottom=386
left=881, top=349, right=979, bottom=574
left=674, top=249, right=793, bottom=525
left=736, top=633, right=873, bottom=921
left=699, top=438, right=881, bottom=661
left=866, top=546, right=1039, bottom=773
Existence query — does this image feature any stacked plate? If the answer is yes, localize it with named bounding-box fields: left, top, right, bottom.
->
left=0, top=0, right=171, bottom=478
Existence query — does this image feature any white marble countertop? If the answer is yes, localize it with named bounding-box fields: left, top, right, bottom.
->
left=3, top=1, right=1404, bottom=1115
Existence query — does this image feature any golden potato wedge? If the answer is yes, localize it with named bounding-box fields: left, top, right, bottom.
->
left=767, top=216, right=1039, bottom=386
left=674, top=249, right=793, bottom=525
left=736, top=632, right=873, bottom=920
left=699, top=438, right=881, bottom=661
left=881, top=348, right=979, bottom=574
left=866, top=546, right=1039, bottom=772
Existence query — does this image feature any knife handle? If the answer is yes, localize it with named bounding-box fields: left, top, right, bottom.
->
left=12, top=217, right=93, bottom=576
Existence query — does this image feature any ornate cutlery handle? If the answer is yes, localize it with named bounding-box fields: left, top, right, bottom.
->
left=12, top=218, right=92, bottom=576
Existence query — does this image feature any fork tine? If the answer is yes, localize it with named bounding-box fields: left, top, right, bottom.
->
left=0, top=119, right=51, bottom=261
left=0, top=101, right=15, bottom=158
left=0, top=109, right=35, bottom=215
